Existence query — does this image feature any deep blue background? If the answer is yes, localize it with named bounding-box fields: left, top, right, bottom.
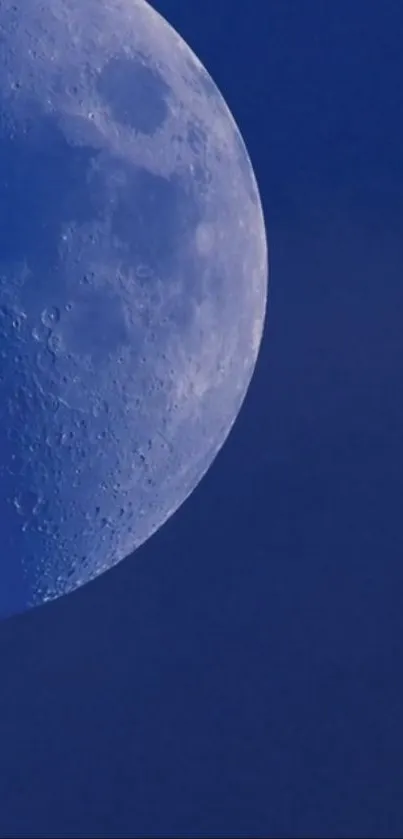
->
left=0, top=1, right=402, bottom=836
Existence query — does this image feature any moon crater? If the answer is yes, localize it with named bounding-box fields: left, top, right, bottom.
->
left=96, top=54, right=171, bottom=135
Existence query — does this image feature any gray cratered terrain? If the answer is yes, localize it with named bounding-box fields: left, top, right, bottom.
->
left=0, top=0, right=268, bottom=617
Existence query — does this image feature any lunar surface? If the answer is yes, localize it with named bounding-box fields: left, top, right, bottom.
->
left=0, top=0, right=268, bottom=618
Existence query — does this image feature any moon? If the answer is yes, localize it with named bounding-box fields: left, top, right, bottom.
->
left=0, top=0, right=268, bottom=618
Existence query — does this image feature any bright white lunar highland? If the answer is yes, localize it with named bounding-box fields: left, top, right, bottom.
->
left=0, top=0, right=268, bottom=617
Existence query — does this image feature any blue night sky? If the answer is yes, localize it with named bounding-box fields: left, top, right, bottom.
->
left=0, top=1, right=402, bottom=836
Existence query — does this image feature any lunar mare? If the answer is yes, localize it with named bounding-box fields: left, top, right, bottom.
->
left=0, top=0, right=268, bottom=617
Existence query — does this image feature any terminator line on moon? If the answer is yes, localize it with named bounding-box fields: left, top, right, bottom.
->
left=0, top=0, right=268, bottom=618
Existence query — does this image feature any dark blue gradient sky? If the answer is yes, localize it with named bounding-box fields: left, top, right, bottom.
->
left=0, top=1, right=402, bottom=836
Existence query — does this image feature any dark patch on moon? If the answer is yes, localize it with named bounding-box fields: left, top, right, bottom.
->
left=60, top=288, right=130, bottom=362
left=186, top=120, right=212, bottom=193
left=0, top=108, right=101, bottom=272
left=110, top=163, right=202, bottom=271
left=187, top=120, right=207, bottom=157
left=96, top=55, right=171, bottom=135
